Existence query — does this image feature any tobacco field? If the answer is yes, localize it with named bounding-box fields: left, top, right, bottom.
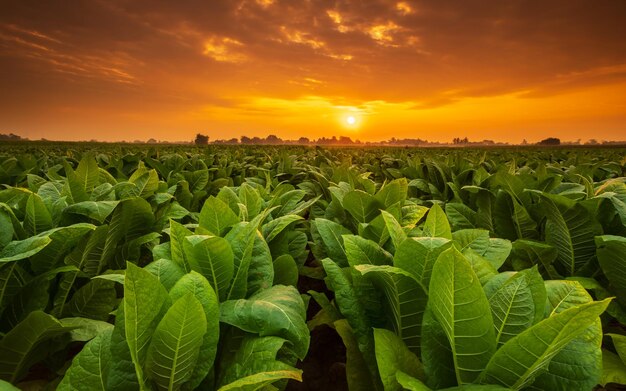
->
left=1, top=143, right=626, bottom=391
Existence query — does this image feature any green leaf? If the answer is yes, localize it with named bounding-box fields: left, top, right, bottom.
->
left=217, top=336, right=302, bottom=391
left=375, top=178, right=408, bottom=208
left=530, top=191, right=600, bottom=275
left=335, top=319, right=377, bottom=391
left=124, top=262, right=170, bottom=388
left=509, top=240, right=560, bottom=279
left=596, top=235, right=626, bottom=306
left=381, top=210, right=407, bottom=250
left=199, top=196, right=240, bottom=236
left=344, top=234, right=393, bottom=267
left=0, top=235, right=51, bottom=263
left=322, top=259, right=381, bottom=389
left=57, top=329, right=113, bottom=391
left=101, top=197, right=154, bottom=269
left=531, top=280, right=602, bottom=391
left=312, top=218, right=352, bottom=266
left=30, top=223, right=95, bottom=274
left=374, top=328, right=424, bottom=391
left=146, top=293, right=207, bottom=391
left=344, top=190, right=383, bottom=223
left=145, top=258, right=185, bottom=291
left=420, top=307, right=456, bottom=389
left=272, top=254, right=299, bottom=287
left=66, top=279, right=117, bottom=320
left=220, top=285, right=309, bottom=359
left=64, top=201, right=118, bottom=223
left=601, top=350, right=626, bottom=386
left=262, top=215, right=303, bottom=243
left=0, top=311, right=73, bottom=383
left=24, top=193, right=53, bottom=236
left=357, top=265, right=427, bottom=355
left=394, top=237, right=452, bottom=291
left=168, top=220, right=193, bottom=273
left=169, top=271, right=220, bottom=388
left=184, top=235, right=234, bottom=301
left=445, top=203, right=477, bottom=231
left=429, top=247, right=496, bottom=384
left=480, top=299, right=610, bottom=389
left=422, top=203, right=452, bottom=239
left=225, top=218, right=261, bottom=300
left=487, top=267, right=546, bottom=347
left=107, top=302, right=139, bottom=391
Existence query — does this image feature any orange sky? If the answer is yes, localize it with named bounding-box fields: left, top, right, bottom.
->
left=1, top=0, right=626, bottom=143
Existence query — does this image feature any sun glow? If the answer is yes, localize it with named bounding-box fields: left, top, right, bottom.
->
left=346, top=115, right=356, bottom=125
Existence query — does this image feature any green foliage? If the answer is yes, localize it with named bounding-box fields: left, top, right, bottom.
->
left=0, top=144, right=625, bottom=390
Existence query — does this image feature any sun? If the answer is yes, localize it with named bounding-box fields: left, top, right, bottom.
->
left=346, top=116, right=356, bottom=125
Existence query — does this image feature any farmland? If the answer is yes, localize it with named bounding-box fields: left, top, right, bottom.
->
left=1, top=143, right=626, bottom=391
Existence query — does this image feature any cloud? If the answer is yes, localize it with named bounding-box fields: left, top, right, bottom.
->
left=1, top=0, right=625, bottom=141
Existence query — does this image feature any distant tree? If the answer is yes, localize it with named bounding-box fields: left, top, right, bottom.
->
left=265, top=134, right=282, bottom=144
left=0, top=133, right=23, bottom=140
left=298, top=137, right=310, bottom=144
left=521, top=139, right=528, bottom=145
left=586, top=139, right=599, bottom=145
left=241, top=136, right=252, bottom=144
left=194, top=133, right=209, bottom=145
left=147, top=138, right=158, bottom=144
left=537, top=137, right=560, bottom=146
left=339, top=136, right=353, bottom=144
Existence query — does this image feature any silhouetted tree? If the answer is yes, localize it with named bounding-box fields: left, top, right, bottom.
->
left=194, top=133, right=209, bottom=145
left=537, top=137, right=560, bottom=146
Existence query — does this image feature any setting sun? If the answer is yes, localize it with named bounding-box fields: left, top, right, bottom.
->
left=346, top=116, right=356, bottom=125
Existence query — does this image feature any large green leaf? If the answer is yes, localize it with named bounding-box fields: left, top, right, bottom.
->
left=530, top=191, right=600, bottom=275
left=107, top=302, right=139, bottom=391
left=375, top=178, right=407, bottom=208
left=596, top=235, right=626, bottom=305
left=217, top=336, right=302, bottom=391
left=480, top=299, right=610, bottom=389
left=422, top=203, right=452, bottom=240
left=224, top=217, right=262, bottom=300
left=146, top=293, right=207, bottom=391
left=429, top=247, right=496, bottom=384
left=357, top=265, right=427, bottom=355
left=312, top=218, right=352, bottom=266
left=24, top=193, right=53, bottom=236
left=64, top=201, right=118, bottom=223
left=344, top=190, right=383, bottom=223
left=220, top=285, right=309, bottom=359
left=29, top=223, right=95, bottom=273
left=335, top=319, right=376, bottom=391
left=0, top=235, right=51, bottom=263
left=57, top=328, right=113, bottom=391
left=169, top=271, right=220, bottom=388
left=322, top=259, right=380, bottom=389
left=123, top=262, right=170, bottom=387
left=394, top=237, right=452, bottom=291
left=487, top=267, right=546, bottom=347
left=381, top=210, right=407, bottom=250
left=101, top=197, right=154, bottom=269
left=0, top=311, right=73, bottom=383
left=529, top=280, right=603, bottom=391
left=66, top=279, right=117, bottom=320
left=183, top=234, right=234, bottom=301
left=344, top=234, right=393, bottom=267
left=374, top=328, right=424, bottom=391
left=199, top=196, right=240, bottom=236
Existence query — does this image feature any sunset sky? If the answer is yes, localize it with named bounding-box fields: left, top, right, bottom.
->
left=1, top=0, right=625, bottom=143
